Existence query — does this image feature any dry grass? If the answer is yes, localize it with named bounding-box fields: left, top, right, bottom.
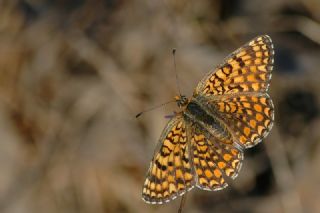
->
left=0, top=0, right=320, bottom=212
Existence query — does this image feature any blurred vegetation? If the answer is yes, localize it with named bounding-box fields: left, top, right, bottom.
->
left=0, top=0, right=320, bottom=212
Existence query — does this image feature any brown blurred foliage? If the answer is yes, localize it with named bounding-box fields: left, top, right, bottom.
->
left=0, top=0, right=320, bottom=212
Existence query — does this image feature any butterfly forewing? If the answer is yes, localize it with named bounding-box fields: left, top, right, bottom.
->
left=194, top=35, right=274, bottom=96
left=142, top=115, right=195, bottom=204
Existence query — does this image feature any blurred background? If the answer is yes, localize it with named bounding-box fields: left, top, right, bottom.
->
left=0, top=0, right=320, bottom=212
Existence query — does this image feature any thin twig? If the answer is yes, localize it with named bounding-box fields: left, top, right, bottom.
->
left=178, top=192, right=187, bottom=213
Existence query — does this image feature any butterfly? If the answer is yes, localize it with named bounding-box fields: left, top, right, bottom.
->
left=142, top=35, right=274, bottom=204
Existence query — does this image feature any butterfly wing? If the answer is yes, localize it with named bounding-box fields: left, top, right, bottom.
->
left=194, top=35, right=274, bottom=97
left=190, top=123, right=243, bottom=190
left=208, top=94, right=274, bottom=148
left=142, top=115, right=195, bottom=204
left=194, top=35, right=274, bottom=148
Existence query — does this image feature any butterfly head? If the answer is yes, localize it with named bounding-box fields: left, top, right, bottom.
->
left=174, top=95, right=189, bottom=108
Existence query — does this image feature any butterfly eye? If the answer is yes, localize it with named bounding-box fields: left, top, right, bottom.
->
left=177, top=95, right=188, bottom=108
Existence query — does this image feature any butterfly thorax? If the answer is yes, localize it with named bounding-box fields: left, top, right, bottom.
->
left=184, top=98, right=232, bottom=141
left=174, top=95, right=189, bottom=108
left=174, top=94, right=230, bottom=140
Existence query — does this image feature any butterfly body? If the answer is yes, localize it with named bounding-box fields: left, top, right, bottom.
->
left=142, top=35, right=274, bottom=204
left=184, top=99, right=231, bottom=141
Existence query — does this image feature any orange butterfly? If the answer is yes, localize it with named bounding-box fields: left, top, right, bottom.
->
left=142, top=35, right=274, bottom=204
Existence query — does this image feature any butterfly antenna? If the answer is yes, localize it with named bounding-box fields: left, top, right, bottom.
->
left=136, top=49, right=181, bottom=119
left=135, top=100, right=175, bottom=118
left=172, top=48, right=182, bottom=96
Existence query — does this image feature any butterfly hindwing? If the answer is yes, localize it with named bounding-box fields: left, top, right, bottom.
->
left=211, top=94, right=274, bottom=148
left=190, top=124, right=243, bottom=190
left=191, top=131, right=227, bottom=191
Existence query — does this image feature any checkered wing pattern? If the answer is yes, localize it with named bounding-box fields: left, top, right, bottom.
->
left=190, top=124, right=243, bottom=190
left=211, top=94, right=274, bottom=147
left=195, top=35, right=274, bottom=96
left=194, top=35, right=274, bottom=148
left=142, top=115, right=194, bottom=204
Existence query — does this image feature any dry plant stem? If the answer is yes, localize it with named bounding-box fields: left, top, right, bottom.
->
left=264, top=126, right=304, bottom=213
left=178, top=192, right=187, bottom=213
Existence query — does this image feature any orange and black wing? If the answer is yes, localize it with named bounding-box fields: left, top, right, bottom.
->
left=190, top=124, right=243, bottom=190
left=195, top=35, right=274, bottom=97
left=194, top=35, right=274, bottom=148
left=211, top=94, right=274, bottom=148
left=142, top=115, right=194, bottom=204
